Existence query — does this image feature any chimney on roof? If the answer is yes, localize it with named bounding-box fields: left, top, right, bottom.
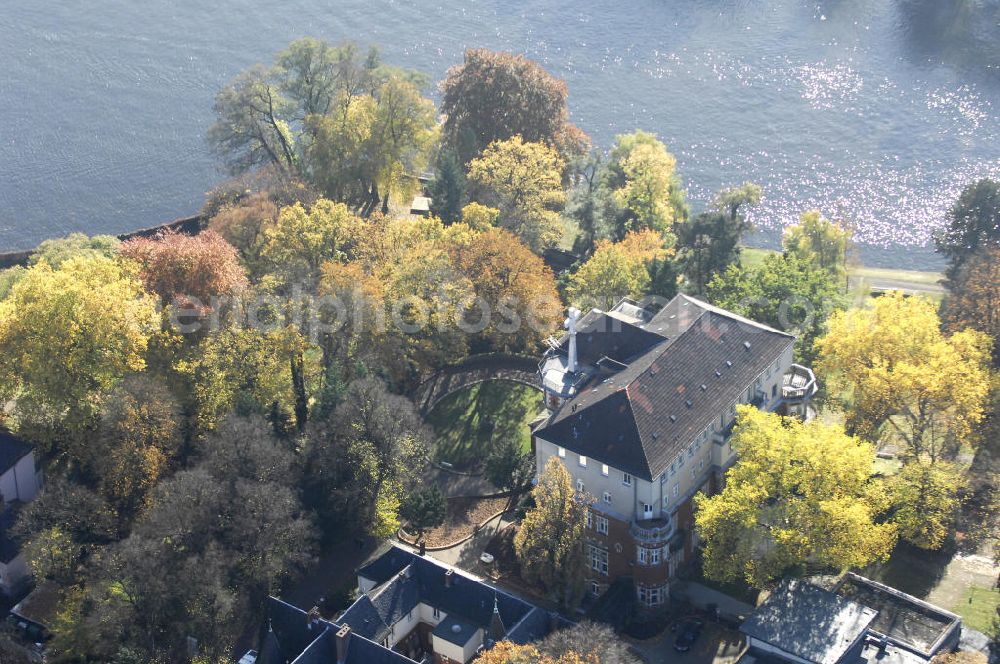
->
left=565, top=307, right=581, bottom=373
left=445, top=569, right=454, bottom=588
left=419, top=541, right=426, bottom=556
left=336, top=624, right=351, bottom=663
left=307, top=606, right=321, bottom=629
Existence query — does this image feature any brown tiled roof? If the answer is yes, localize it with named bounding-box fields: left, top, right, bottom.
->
left=535, top=295, right=794, bottom=481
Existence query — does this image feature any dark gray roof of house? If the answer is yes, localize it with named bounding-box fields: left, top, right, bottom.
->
left=256, top=598, right=328, bottom=664
left=432, top=614, right=478, bottom=646
left=506, top=608, right=557, bottom=645
left=536, top=295, right=794, bottom=481
left=338, top=594, right=391, bottom=641
left=0, top=431, right=32, bottom=476
left=261, top=546, right=563, bottom=664
left=741, top=580, right=877, bottom=664
left=343, top=551, right=533, bottom=639
left=357, top=546, right=414, bottom=586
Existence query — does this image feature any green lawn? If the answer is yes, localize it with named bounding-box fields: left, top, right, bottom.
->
left=953, top=585, right=1000, bottom=634
left=741, top=247, right=942, bottom=293
left=425, top=380, right=544, bottom=471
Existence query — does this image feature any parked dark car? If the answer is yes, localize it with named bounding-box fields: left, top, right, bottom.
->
left=673, top=619, right=704, bottom=652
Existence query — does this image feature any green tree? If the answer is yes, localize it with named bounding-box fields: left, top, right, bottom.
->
left=440, top=48, right=589, bottom=165
left=0, top=256, right=159, bottom=443
left=209, top=65, right=299, bottom=174
left=467, top=136, right=566, bottom=252
left=484, top=434, right=536, bottom=513
left=430, top=149, right=467, bottom=224
left=259, top=199, right=362, bottom=286
left=783, top=210, right=851, bottom=283
left=31, top=232, right=121, bottom=268
left=888, top=460, right=964, bottom=550
left=514, top=457, right=590, bottom=609
left=817, top=292, right=992, bottom=457
left=302, top=379, right=429, bottom=542
left=940, top=245, right=1000, bottom=366
left=600, top=131, right=686, bottom=241
left=935, top=179, right=1000, bottom=283
left=22, top=526, right=77, bottom=584
left=567, top=230, right=668, bottom=309
left=705, top=253, right=844, bottom=365
left=399, top=486, right=447, bottom=540
left=695, top=406, right=897, bottom=588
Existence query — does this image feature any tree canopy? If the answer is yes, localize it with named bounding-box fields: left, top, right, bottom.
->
left=935, top=178, right=1000, bottom=282
left=705, top=252, right=844, bottom=364
left=567, top=230, right=670, bottom=309
left=440, top=48, right=589, bottom=165
left=816, top=292, right=992, bottom=458
left=0, top=256, right=159, bottom=440
left=514, top=457, right=589, bottom=609
left=695, top=406, right=897, bottom=587
left=467, top=136, right=566, bottom=252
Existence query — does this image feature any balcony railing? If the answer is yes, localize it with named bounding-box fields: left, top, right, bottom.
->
left=781, top=364, right=817, bottom=401
left=630, top=516, right=675, bottom=543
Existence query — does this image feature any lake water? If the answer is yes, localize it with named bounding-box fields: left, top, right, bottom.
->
left=2, top=0, right=999, bottom=268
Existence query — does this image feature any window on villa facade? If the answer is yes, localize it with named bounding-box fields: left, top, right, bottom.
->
left=651, top=546, right=661, bottom=565
left=586, top=511, right=593, bottom=529
left=433, top=607, right=440, bottom=619
left=603, top=491, right=612, bottom=504
left=596, top=515, right=608, bottom=535
left=772, top=384, right=778, bottom=398
left=579, top=455, right=588, bottom=467
left=698, top=459, right=705, bottom=471
left=623, top=472, right=632, bottom=486
left=637, top=547, right=648, bottom=565
left=558, top=446, right=566, bottom=458
left=672, top=485, right=679, bottom=498
left=638, top=585, right=665, bottom=607
left=589, top=545, right=608, bottom=575
left=601, top=464, right=609, bottom=476
left=591, top=581, right=601, bottom=596
left=577, top=479, right=585, bottom=493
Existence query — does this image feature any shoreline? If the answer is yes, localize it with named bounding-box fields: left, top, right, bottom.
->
left=0, top=214, right=202, bottom=271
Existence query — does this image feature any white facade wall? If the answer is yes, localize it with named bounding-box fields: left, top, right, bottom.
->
left=0, top=453, right=40, bottom=504
left=0, top=554, right=29, bottom=595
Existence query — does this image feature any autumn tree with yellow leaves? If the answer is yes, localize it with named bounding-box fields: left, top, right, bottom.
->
left=816, top=292, right=992, bottom=461
left=566, top=230, right=671, bottom=309
left=514, top=457, right=590, bottom=609
left=467, top=136, right=566, bottom=253
left=695, top=406, right=897, bottom=588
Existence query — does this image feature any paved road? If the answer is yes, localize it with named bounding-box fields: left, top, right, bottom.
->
left=848, top=276, right=944, bottom=295
left=426, top=511, right=514, bottom=570
left=630, top=621, right=745, bottom=664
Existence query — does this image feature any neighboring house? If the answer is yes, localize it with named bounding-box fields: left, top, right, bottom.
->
left=534, top=295, right=817, bottom=609
left=255, top=545, right=567, bottom=664
left=739, top=574, right=962, bottom=664
left=0, top=430, right=43, bottom=597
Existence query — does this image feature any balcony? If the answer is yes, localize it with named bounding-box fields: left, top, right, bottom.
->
left=781, top=364, right=817, bottom=402
left=630, top=515, right=675, bottom=543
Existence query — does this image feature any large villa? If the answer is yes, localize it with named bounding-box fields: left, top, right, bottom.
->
left=534, top=294, right=817, bottom=608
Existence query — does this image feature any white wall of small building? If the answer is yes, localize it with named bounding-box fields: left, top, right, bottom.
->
left=0, top=453, right=40, bottom=504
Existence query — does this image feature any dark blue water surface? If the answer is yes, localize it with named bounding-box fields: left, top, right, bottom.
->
left=2, top=1, right=999, bottom=268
